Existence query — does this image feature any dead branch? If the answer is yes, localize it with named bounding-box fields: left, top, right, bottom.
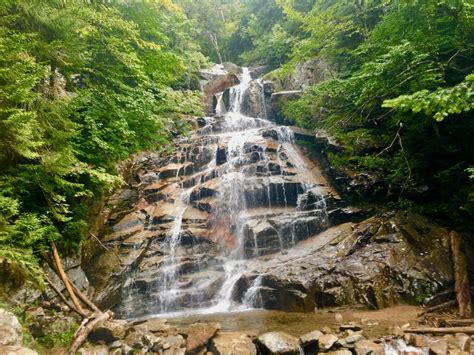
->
left=68, top=310, right=113, bottom=354
left=51, top=241, right=85, bottom=315
left=89, top=231, right=110, bottom=252
left=419, top=300, right=457, bottom=316
left=44, top=275, right=87, bottom=319
left=405, top=326, right=474, bottom=335
left=43, top=252, right=101, bottom=313
left=444, top=319, right=474, bottom=326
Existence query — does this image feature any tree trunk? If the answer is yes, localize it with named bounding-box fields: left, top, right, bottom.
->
left=450, top=231, right=472, bottom=318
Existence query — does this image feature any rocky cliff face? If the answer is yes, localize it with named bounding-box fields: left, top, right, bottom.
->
left=83, top=65, right=453, bottom=320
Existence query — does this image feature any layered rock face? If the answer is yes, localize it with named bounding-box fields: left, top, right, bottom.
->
left=84, top=65, right=453, bottom=319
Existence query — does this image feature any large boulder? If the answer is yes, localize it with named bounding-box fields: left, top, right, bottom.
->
left=199, top=64, right=240, bottom=115
left=269, top=91, right=303, bottom=124
left=210, top=331, right=257, bottom=355
left=181, top=322, right=221, bottom=352
left=235, top=212, right=453, bottom=312
left=240, top=80, right=268, bottom=119
left=0, top=309, right=22, bottom=347
left=257, top=331, right=301, bottom=354
left=264, top=59, right=330, bottom=92
left=0, top=309, right=38, bottom=354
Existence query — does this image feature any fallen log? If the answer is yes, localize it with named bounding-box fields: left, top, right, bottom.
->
left=405, top=326, right=474, bottom=335
left=419, top=300, right=456, bottom=316
left=51, top=241, right=85, bottom=315
left=68, top=310, right=113, bottom=354
left=450, top=230, right=472, bottom=318
left=444, top=319, right=474, bottom=326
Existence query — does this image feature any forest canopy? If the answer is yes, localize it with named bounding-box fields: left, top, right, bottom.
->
left=0, top=0, right=205, bottom=285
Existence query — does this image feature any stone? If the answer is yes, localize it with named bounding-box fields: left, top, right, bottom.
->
left=210, top=331, right=257, bottom=355
left=135, top=318, right=174, bottom=334
left=0, top=308, right=22, bottom=346
left=453, top=333, right=471, bottom=352
left=182, top=323, right=221, bottom=352
left=0, top=346, right=38, bottom=355
left=29, top=307, right=45, bottom=319
left=160, top=334, right=185, bottom=350
left=447, top=350, right=469, bottom=355
left=88, top=320, right=128, bottom=344
left=404, top=333, right=427, bottom=348
left=345, top=333, right=365, bottom=344
left=77, top=345, right=109, bottom=355
left=327, top=350, right=353, bottom=355
left=299, top=330, right=323, bottom=347
left=257, top=331, right=300, bottom=354
left=339, top=323, right=362, bottom=331
left=318, top=334, right=338, bottom=351
left=321, top=327, right=333, bottom=334
left=429, top=339, right=448, bottom=354
left=354, top=339, right=384, bottom=355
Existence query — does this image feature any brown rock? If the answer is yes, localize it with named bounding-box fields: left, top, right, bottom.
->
left=354, top=339, right=384, bottom=355
left=88, top=320, right=128, bottom=344
left=429, top=339, right=448, bottom=355
left=453, top=333, right=470, bottom=352
left=318, top=334, right=338, bottom=351
left=404, top=333, right=427, bottom=348
left=210, top=331, right=257, bottom=355
left=299, top=330, right=323, bottom=347
left=183, top=322, right=221, bottom=352
left=135, top=318, right=176, bottom=334
left=257, top=331, right=300, bottom=354
left=327, top=350, right=352, bottom=355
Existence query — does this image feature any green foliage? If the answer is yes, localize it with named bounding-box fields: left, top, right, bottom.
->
left=384, top=74, right=474, bottom=121
left=277, top=0, right=474, bottom=229
left=35, top=322, right=78, bottom=348
left=0, top=0, right=203, bottom=287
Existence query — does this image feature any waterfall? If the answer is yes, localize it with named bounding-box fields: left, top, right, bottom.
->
left=117, top=67, right=330, bottom=318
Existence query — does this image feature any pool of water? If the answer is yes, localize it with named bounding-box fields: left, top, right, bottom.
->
left=159, top=305, right=421, bottom=338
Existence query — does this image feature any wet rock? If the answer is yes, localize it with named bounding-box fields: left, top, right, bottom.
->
left=88, top=320, right=128, bottom=344
left=182, top=322, right=221, bottom=352
left=200, top=64, right=239, bottom=115
left=210, top=331, right=257, bottom=355
left=0, top=309, right=22, bottom=346
left=240, top=80, right=267, bottom=119
left=269, top=91, right=302, bottom=124
left=236, top=212, right=453, bottom=312
left=216, top=146, right=227, bottom=165
left=257, top=331, right=300, bottom=354
left=354, top=339, right=384, bottom=355
left=318, top=334, right=338, bottom=351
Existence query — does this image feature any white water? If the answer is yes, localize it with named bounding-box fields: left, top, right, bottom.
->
left=133, top=67, right=329, bottom=318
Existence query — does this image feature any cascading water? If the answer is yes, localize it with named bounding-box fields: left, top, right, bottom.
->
left=117, top=67, right=331, bottom=319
